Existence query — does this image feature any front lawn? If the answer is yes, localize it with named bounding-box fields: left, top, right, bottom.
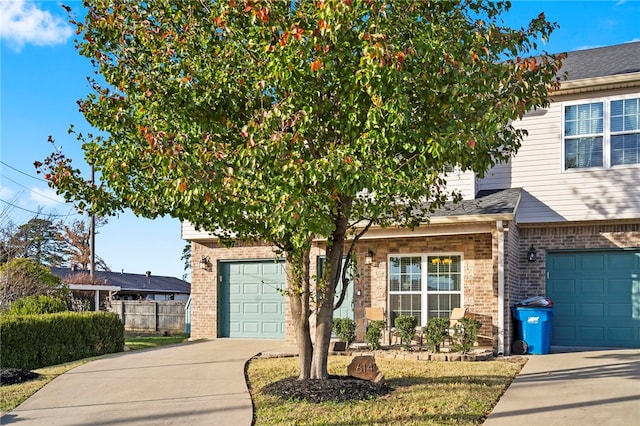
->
left=124, top=333, right=189, bottom=351
left=247, top=356, right=526, bottom=425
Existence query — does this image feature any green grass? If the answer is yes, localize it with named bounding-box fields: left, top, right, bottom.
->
left=1, top=333, right=189, bottom=414
left=124, top=333, right=190, bottom=351
left=248, top=356, right=526, bottom=425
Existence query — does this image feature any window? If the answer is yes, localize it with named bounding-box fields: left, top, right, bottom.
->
left=611, top=98, right=640, bottom=166
left=388, top=254, right=462, bottom=326
left=563, top=97, right=640, bottom=170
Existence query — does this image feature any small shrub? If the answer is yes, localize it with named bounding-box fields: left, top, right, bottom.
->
left=423, top=317, right=449, bottom=352
left=0, top=258, right=67, bottom=312
left=5, top=295, right=68, bottom=315
left=452, top=317, right=482, bottom=354
left=365, top=320, right=385, bottom=350
left=394, top=315, right=417, bottom=350
left=332, top=318, right=355, bottom=347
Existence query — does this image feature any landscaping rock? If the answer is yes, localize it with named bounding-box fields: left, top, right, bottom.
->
left=347, top=355, right=385, bottom=384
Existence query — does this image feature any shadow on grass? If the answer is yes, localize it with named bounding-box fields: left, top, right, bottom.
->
left=317, top=412, right=484, bottom=426
left=388, top=374, right=514, bottom=388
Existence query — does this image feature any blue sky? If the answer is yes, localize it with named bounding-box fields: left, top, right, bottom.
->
left=1, top=0, right=639, bottom=280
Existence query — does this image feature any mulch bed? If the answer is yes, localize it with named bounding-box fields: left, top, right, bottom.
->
left=262, top=375, right=391, bottom=403
left=0, top=368, right=40, bottom=386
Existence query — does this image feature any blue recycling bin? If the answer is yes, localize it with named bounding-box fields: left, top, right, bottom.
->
left=512, top=306, right=554, bottom=354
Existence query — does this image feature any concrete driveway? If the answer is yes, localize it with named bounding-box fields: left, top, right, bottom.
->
left=484, top=349, right=640, bottom=426
left=4, top=342, right=638, bottom=426
left=2, top=339, right=296, bottom=426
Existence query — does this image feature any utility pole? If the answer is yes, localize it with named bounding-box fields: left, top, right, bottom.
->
left=90, top=165, right=95, bottom=283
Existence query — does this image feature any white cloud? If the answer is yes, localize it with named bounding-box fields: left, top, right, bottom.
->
left=30, top=186, right=64, bottom=208
left=0, top=0, right=73, bottom=51
left=0, top=185, right=15, bottom=200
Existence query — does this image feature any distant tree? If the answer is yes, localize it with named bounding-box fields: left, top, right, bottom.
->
left=6, top=218, right=65, bottom=266
left=59, top=217, right=110, bottom=271
left=0, top=194, right=22, bottom=264
left=39, top=0, right=563, bottom=379
left=180, top=243, right=191, bottom=281
left=0, top=258, right=67, bottom=312
left=0, top=219, right=18, bottom=265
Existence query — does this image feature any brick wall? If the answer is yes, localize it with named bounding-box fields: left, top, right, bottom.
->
left=192, top=221, right=640, bottom=353
left=353, top=233, right=497, bottom=348
left=503, top=221, right=521, bottom=354
left=189, top=241, right=294, bottom=342
left=519, top=221, right=640, bottom=297
left=190, top=231, right=503, bottom=351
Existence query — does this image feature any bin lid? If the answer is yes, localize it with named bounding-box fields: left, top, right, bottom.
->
left=515, top=296, right=553, bottom=307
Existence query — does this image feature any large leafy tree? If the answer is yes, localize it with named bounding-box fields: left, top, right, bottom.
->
left=39, top=0, right=563, bottom=379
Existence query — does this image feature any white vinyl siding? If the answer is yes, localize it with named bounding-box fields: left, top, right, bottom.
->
left=444, top=169, right=476, bottom=200
left=477, top=88, right=640, bottom=223
left=477, top=162, right=512, bottom=193
left=181, top=221, right=220, bottom=240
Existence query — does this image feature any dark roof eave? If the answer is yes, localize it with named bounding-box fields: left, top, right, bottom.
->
left=117, top=288, right=190, bottom=293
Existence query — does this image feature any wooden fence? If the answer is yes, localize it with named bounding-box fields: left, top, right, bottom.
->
left=110, top=301, right=187, bottom=333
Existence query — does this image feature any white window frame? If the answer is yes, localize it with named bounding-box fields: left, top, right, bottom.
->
left=387, top=253, right=464, bottom=327
left=562, top=94, right=640, bottom=171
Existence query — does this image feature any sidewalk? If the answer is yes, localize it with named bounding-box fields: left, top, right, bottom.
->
left=484, top=349, right=640, bottom=426
left=2, top=339, right=297, bottom=426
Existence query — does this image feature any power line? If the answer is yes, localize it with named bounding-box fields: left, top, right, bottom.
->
left=0, top=160, right=47, bottom=182
left=0, top=198, right=80, bottom=217
left=0, top=173, right=69, bottom=205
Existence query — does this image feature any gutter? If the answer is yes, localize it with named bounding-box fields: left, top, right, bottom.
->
left=552, top=72, right=640, bottom=96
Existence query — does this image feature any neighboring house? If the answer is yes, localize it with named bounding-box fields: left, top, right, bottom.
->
left=51, top=267, right=191, bottom=302
left=183, top=42, right=640, bottom=354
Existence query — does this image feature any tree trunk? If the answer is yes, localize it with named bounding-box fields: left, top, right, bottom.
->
left=287, top=248, right=313, bottom=379
left=310, top=198, right=351, bottom=379
left=292, top=295, right=313, bottom=380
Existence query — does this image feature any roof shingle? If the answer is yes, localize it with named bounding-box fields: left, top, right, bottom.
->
left=50, top=268, right=191, bottom=294
left=558, top=42, right=640, bottom=81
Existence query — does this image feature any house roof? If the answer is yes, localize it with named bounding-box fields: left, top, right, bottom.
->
left=50, top=268, right=191, bottom=294
left=559, top=42, right=640, bottom=81
left=431, top=188, right=522, bottom=218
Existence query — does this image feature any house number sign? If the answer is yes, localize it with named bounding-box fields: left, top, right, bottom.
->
left=347, top=355, right=384, bottom=383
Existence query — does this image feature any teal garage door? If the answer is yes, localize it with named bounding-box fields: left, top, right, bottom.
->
left=219, top=260, right=285, bottom=339
left=547, top=250, right=640, bottom=348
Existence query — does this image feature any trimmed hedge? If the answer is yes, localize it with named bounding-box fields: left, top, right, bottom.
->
left=0, top=312, right=124, bottom=370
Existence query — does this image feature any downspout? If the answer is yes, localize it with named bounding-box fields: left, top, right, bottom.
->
left=496, top=220, right=505, bottom=355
